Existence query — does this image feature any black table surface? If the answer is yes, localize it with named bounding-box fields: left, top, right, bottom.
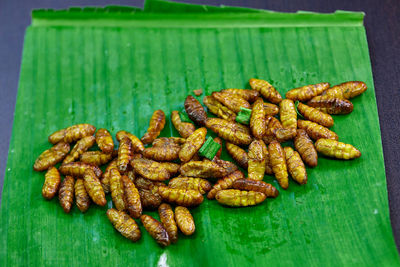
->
left=0, top=0, right=399, bottom=251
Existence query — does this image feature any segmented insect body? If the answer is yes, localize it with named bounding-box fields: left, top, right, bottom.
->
left=158, top=187, right=204, bottom=207
left=279, top=99, right=297, bottom=130
left=140, top=215, right=170, bottom=247
left=95, top=128, right=114, bottom=153
left=248, top=140, right=267, bottom=181
left=232, top=179, right=279, bottom=198
left=212, top=91, right=251, bottom=113
left=161, top=162, right=181, bottom=175
left=294, top=129, right=318, bottom=167
left=121, top=175, right=142, bottom=218
left=168, top=177, right=212, bottom=194
left=152, top=137, right=186, bottom=146
left=48, top=124, right=96, bottom=144
left=48, top=129, right=66, bottom=144
left=207, top=170, right=245, bottom=199
left=184, top=95, right=208, bottom=126
left=180, top=160, right=227, bottom=179
left=143, top=142, right=180, bottom=162
left=285, top=82, right=330, bottom=101
left=215, top=189, right=266, bottom=207
left=315, top=139, right=361, bottom=159
left=138, top=189, right=162, bottom=210
left=116, top=130, right=145, bottom=153
left=34, top=142, right=70, bottom=171
left=42, top=167, right=61, bottom=200
left=141, top=110, right=166, bottom=144
left=297, top=102, right=334, bottom=128
left=264, top=147, right=273, bottom=175
left=263, top=103, right=279, bottom=116
left=203, top=96, right=236, bottom=121
left=206, top=118, right=252, bottom=145
left=131, top=158, right=170, bottom=181
left=83, top=169, right=106, bottom=206
left=117, top=137, right=132, bottom=172
left=249, top=78, right=282, bottom=104
left=101, top=159, right=117, bottom=194
left=107, top=209, right=141, bottom=242
left=175, top=206, right=195, bottom=236
left=284, top=147, right=307, bottom=185
left=268, top=141, right=289, bottom=189
left=220, top=89, right=260, bottom=102
left=80, top=151, right=113, bottom=166
left=134, top=176, right=163, bottom=190
left=59, top=176, right=74, bottom=213
left=59, top=162, right=103, bottom=178
left=171, top=110, right=196, bottom=138
left=250, top=98, right=266, bottom=139
left=323, top=81, right=367, bottom=99
left=297, top=120, right=338, bottom=141
left=74, top=178, right=90, bottom=212
left=63, top=136, right=96, bottom=164
left=262, top=116, right=282, bottom=145
left=179, top=128, right=207, bottom=162
left=158, top=203, right=178, bottom=243
left=274, top=128, right=297, bottom=143
left=307, top=95, right=353, bottom=114
left=212, top=158, right=238, bottom=176
left=110, top=168, right=126, bottom=211
left=225, top=142, right=248, bottom=169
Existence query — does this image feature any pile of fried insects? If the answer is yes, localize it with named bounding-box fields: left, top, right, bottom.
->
left=33, top=78, right=366, bottom=247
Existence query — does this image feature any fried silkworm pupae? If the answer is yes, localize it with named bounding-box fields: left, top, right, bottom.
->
left=158, top=203, right=178, bottom=243
left=220, top=89, right=260, bottom=102
left=250, top=98, right=266, bottom=139
left=297, top=120, right=338, bottom=141
left=34, top=142, right=70, bottom=171
left=268, top=140, right=289, bottom=189
left=212, top=91, right=251, bottom=113
left=248, top=140, right=267, bottom=181
left=232, top=179, right=279, bottom=198
left=116, top=130, right=145, bottom=153
left=168, top=177, right=212, bottom=194
left=249, top=78, right=282, bottom=104
left=107, top=209, right=141, bottom=242
left=175, top=206, right=195, bottom=236
left=179, top=127, right=207, bottom=162
left=206, top=118, right=252, bottom=146
left=95, top=128, right=114, bottom=153
left=323, top=81, right=367, bottom=99
left=285, top=82, right=330, bottom=101
left=121, top=175, right=142, bottom=218
left=315, top=139, right=361, bottom=159
left=141, top=109, right=166, bottom=144
left=307, top=95, right=353, bottom=114
left=140, top=214, right=170, bottom=247
left=80, top=151, right=113, bottom=166
left=59, top=162, right=103, bottom=178
left=83, top=169, right=106, bottom=206
left=59, top=176, right=74, bottom=213
left=284, top=147, right=307, bottom=185
left=74, top=178, right=90, bottom=213
left=171, top=110, right=196, bottom=138
left=203, top=95, right=236, bottom=121
left=215, top=189, right=266, bottom=207
left=158, top=186, right=204, bottom=207
left=42, top=167, right=61, bottom=200
left=180, top=160, right=227, bottom=179
left=294, top=129, right=318, bottom=167
left=207, top=170, right=245, bottom=200
left=117, top=137, right=132, bottom=173
left=184, top=95, right=208, bottom=126
left=110, top=168, right=126, bottom=211
left=131, top=158, right=171, bottom=181
left=63, top=136, right=95, bottom=164
left=48, top=123, right=96, bottom=144
left=225, top=142, right=248, bottom=169
left=296, top=102, right=334, bottom=128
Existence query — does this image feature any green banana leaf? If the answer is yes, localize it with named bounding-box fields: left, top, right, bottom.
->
left=1, top=1, right=399, bottom=266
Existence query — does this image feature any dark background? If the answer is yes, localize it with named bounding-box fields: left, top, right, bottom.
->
left=0, top=0, right=399, bottom=250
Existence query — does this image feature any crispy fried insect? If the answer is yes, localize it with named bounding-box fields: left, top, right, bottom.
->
left=158, top=186, right=204, bottom=207
left=279, top=99, right=297, bottom=130
left=117, top=137, right=132, bottom=172
left=74, top=178, right=90, bottom=212
left=42, top=167, right=61, bottom=200
left=34, top=142, right=70, bottom=171
left=274, top=128, right=297, bottom=143
left=121, top=175, right=142, bottom=218
left=307, top=95, right=353, bottom=114
left=160, top=162, right=181, bottom=175
left=180, top=160, right=227, bottom=179
left=184, top=95, right=208, bottom=126
left=131, top=158, right=170, bottom=181
left=294, top=129, right=318, bottom=167
left=143, top=143, right=180, bottom=162
left=101, top=159, right=117, bottom=193
left=80, top=151, right=113, bottom=166
left=48, top=129, right=66, bottom=144
left=141, top=110, right=166, bottom=144
left=109, top=168, right=126, bottom=211
left=268, top=141, right=288, bottom=189
left=263, top=103, right=279, bottom=116
left=203, top=95, right=236, bottom=121
left=63, top=136, right=95, bottom=164
left=249, top=78, right=282, bottom=104
left=284, top=147, right=307, bottom=185
left=135, top=176, right=164, bottom=190
left=215, top=189, right=266, bottom=207
left=213, top=158, right=238, bottom=175
left=138, top=189, right=162, bottom=210
left=83, top=169, right=106, bottom=206
left=315, top=139, right=361, bottom=159
left=107, top=209, right=141, bottom=242
left=212, top=91, right=251, bottom=113
left=140, top=214, right=170, bottom=247
left=95, top=128, right=114, bottom=153
left=250, top=98, right=266, bottom=139
left=116, top=130, right=145, bottom=153
left=297, top=120, right=338, bottom=141
left=262, top=116, right=281, bottom=145
left=232, top=179, right=279, bottom=198
left=168, top=177, right=212, bottom=194
left=179, top=128, right=207, bottom=162
left=285, top=82, right=330, bottom=101
left=152, top=137, right=186, bottom=146
left=158, top=203, right=178, bottom=243
left=59, top=162, right=102, bottom=178
left=263, top=145, right=274, bottom=175
left=171, top=110, right=196, bottom=138
left=175, top=206, right=195, bottom=235
left=225, top=142, right=248, bottom=169
left=206, top=118, right=252, bottom=145
left=214, top=137, right=223, bottom=159
left=323, top=81, right=367, bottom=99
left=59, top=176, right=74, bottom=213
left=220, top=89, right=260, bottom=102
left=207, top=170, right=245, bottom=199
left=297, top=102, right=334, bottom=128
left=248, top=140, right=267, bottom=181
left=125, top=168, right=136, bottom=182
